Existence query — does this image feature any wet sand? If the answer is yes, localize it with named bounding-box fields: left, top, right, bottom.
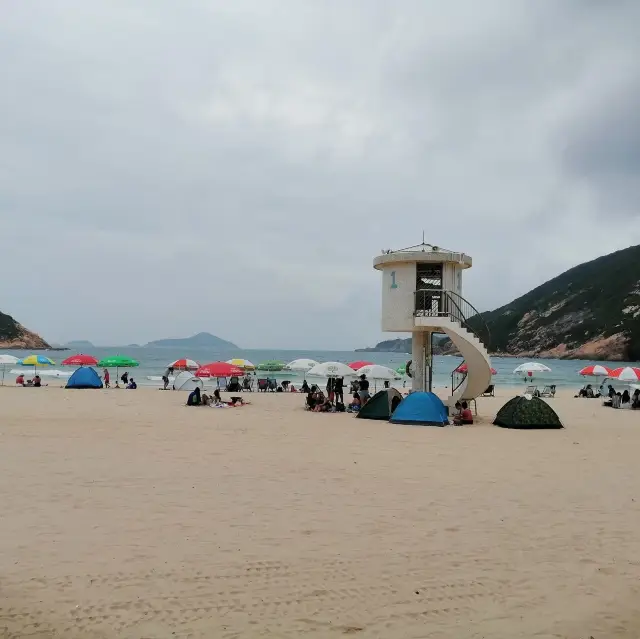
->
left=2, top=386, right=640, bottom=638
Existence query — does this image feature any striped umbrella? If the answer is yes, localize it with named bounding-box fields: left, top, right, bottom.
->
left=578, top=364, right=613, bottom=377
left=20, top=354, right=55, bottom=374
left=348, top=360, right=373, bottom=370
left=611, top=367, right=640, bottom=382
left=167, top=358, right=200, bottom=371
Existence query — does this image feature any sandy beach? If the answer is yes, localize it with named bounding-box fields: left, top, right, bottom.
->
left=2, top=386, right=640, bottom=638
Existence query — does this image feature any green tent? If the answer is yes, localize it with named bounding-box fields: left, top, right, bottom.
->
left=494, top=395, right=563, bottom=429
left=356, top=388, right=403, bottom=421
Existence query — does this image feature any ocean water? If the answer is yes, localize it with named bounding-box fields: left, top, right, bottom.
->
left=1, top=346, right=635, bottom=391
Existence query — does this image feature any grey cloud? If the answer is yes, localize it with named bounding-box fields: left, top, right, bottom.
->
left=1, top=0, right=639, bottom=348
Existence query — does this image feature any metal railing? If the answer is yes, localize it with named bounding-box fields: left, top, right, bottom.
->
left=413, top=289, right=491, bottom=349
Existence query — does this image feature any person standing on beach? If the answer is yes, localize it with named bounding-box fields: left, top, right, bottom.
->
left=103, top=368, right=110, bottom=388
left=334, top=376, right=344, bottom=405
left=121, top=371, right=129, bottom=386
left=358, top=374, right=370, bottom=405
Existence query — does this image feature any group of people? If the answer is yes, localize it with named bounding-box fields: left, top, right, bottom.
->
left=305, top=374, right=374, bottom=413
left=603, top=385, right=640, bottom=409
left=186, top=386, right=247, bottom=408
left=15, top=373, right=43, bottom=387
left=452, top=401, right=474, bottom=425
left=102, top=369, right=137, bottom=389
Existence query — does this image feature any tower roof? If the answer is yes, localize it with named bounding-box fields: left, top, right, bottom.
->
left=374, top=240, right=472, bottom=270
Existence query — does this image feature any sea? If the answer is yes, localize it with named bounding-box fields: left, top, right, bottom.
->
left=1, top=346, right=635, bottom=391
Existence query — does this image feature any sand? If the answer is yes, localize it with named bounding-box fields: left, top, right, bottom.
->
left=2, top=385, right=640, bottom=638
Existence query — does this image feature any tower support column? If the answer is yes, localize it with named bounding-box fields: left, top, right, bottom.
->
left=411, top=331, right=426, bottom=392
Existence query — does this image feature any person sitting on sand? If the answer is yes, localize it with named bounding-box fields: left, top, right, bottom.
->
left=201, top=393, right=212, bottom=406
left=306, top=391, right=317, bottom=410
left=454, top=401, right=473, bottom=425
left=126, top=378, right=137, bottom=389
left=314, top=396, right=333, bottom=412
left=633, top=389, right=640, bottom=410
left=621, top=390, right=631, bottom=408
left=347, top=393, right=361, bottom=413
left=187, top=386, right=202, bottom=406
left=15, top=373, right=25, bottom=386
left=301, top=380, right=310, bottom=393
left=33, top=374, right=42, bottom=388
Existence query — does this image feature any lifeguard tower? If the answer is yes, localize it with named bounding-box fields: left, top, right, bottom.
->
left=373, top=241, right=492, bottom=407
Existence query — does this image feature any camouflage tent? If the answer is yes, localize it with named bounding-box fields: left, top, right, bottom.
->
left=494, top=395, right=563, bottom=429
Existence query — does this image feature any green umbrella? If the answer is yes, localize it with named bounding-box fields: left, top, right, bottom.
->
left=256, top=360, right=285, bottom=372
left=395, top=364, right=407, bottom=375
left=97, top=355, right=139, bottom=382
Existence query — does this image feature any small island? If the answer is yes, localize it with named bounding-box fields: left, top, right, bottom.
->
left=145, top=332, right=239, bottom=350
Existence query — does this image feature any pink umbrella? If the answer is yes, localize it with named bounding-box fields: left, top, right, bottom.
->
left=455, top=363, right=497, bottom=375
left=196, top=362, right=244, bottom=378
left=578, top=364, right=613, bottom=377
left=611, top=367, right=640, bottom=382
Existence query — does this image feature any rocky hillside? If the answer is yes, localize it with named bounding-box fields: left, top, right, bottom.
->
left=356, top=335, right=456, bottom=354
left=472, top=244, right=640, bottom=361
left=0, top=311, right=50, bottom=349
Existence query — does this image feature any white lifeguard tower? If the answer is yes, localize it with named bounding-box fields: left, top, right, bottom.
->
left=373, top=240, right=492, bottom=407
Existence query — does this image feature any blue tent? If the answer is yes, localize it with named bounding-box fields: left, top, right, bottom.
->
left=390, top=391, right=449, bottom=426
left=66, top=367, right=103, bottom=389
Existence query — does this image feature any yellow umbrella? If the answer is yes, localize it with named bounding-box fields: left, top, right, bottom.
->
left=19, top=354, right=55, bottom=375
left=226, top=358, right=255, bottom=371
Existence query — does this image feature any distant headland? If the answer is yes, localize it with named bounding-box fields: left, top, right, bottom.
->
left=144, top=332, right=238, bottom=350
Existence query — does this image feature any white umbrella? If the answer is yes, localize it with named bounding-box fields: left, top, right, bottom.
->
left=513, top=362, right=551, bottom=374
left=0, top=354, right=19, bottom=385
left=356, top=364, right=401, bottom=381
left=285, top=358, right=319, bottom=372
left=513, top=362, right=551, bottom=382
left=307, top=362, right=354, bottom=378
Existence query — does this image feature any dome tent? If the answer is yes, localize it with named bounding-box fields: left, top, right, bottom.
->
left=66, top=367, right=103, bottom=389
left=494, top=395, right=563, bottom=429
left=390, top=391, right=449, bottom=426
left=173, top=371, right=204, bottom=391
left=356, top=388, right=403, bottom=421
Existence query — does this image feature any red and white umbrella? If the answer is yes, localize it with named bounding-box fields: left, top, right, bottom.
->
left=348, top=360, right=373, bottom=370
left=196, top=362, right=244, bottom=378
left=61, top=354, right=98, bottom=366
left=578, top=364, right=613, bottom=377
left=611, top=367, right=640, bottom=382
left=168, top=358, right=200, bottom=371
left=455, top=363, right=497, bottom=375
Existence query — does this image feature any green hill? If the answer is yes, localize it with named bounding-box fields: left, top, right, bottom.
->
left=472, top=244, right=640, bottom=360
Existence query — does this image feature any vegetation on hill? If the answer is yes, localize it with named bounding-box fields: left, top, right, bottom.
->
left=0, top=311, right=50, bottom=349
left=470, top=244, right=640, bottom=360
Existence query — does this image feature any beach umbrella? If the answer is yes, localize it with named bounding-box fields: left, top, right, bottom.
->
left=611, top=367, right=640, bottom=382
left=226, top=358, right=255, bottom=371
left=167, top=358, right=200, bottom=371
left=356, top=364, right=401, bottom=380
left=256, top=360, right=285, bottom=371
left=62, top=354, right=98, bottom=367
left=285, top=358, right=319, bottom=372
left=578, top=364, right=613, bottom=377
left=307, top=362, right=354, bottom=378
left=97, top=355, right=139, bottom=380
left=19, top=354, right=55, bottom=375
left=513, top=362, right=551, bottom=377
left=196, top=362, right=244, bottom=378
left=456, top=363, right=498, bottom=375
left=348, top=360, right=374, bottom=370
left=0, top=354, right=19, bottom=385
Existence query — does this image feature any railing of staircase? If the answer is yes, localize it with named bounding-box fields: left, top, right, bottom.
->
left=413, top=289, right=491, bottom=350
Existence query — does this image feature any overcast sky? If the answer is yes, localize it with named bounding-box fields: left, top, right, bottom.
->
left=1, top=1, right=639, bottom=349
